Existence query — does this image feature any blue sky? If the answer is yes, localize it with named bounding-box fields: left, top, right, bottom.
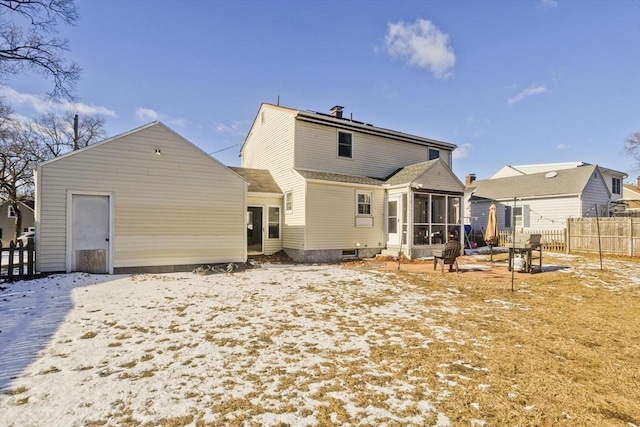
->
left=3, top=0, right=640, bottom=180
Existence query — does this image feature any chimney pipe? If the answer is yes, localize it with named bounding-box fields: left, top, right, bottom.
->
left=465, top=173, right=477, bottom=187
left=330, top=105, right=344, bottom=119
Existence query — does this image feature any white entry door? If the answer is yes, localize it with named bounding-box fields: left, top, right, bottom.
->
left=387, top=195, right=402, bottom=247
left=70, top=194, right=110, bottom=273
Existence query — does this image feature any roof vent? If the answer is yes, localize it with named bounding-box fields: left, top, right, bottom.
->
left=545, top=171, right=558, bottom=179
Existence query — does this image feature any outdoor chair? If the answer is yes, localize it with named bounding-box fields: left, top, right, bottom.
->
left=433, top=240, right=462, bottom=273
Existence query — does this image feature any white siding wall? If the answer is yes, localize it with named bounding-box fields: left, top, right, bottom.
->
left=470, top=197, right=578, bottom=232
left=413, top=161, right=464, bottom=193
left=305, top=182, right=385, bottom=250
left=37, top=124, right=246, bottom=272
left=294, top=121, right=452, bottom=179
left=241, top=105, right=306, bottom=250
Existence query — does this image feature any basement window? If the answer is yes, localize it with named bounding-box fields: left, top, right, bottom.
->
left=342, top=249, right=357, bottom=257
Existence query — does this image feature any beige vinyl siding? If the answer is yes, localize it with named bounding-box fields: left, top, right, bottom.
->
left=246, top=193, right=284, bottom=255
left=305, top=182, right=385, bottom=250
left=282, top=176, right=306, bottom=250
left=242, top=105, right=306, bottom=250
left=37, top=123, right=246, bottom=272
left=412, top=161, right=464, bottom=192
left=294, top=121, right=452, bottom=179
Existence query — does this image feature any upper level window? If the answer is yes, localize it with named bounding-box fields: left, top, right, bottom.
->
left=285, top=191, right=293, bottom=213
left=428, top=148, right=440, bottom=160
left=612, top=177, right=621, bottom=195
left=337, top=131, right=353, bottom=159
left=7, top=206, right=16, bottom=218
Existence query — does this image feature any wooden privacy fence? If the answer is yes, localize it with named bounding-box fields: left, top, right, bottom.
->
left=567, top=217, right=639, bottom=256
left=0, top=238, right=36, bottom=282
left=495, top=217, right=640, bottom=256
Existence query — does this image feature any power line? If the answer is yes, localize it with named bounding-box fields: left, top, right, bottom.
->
left=209, top=143, right=241, bottom=155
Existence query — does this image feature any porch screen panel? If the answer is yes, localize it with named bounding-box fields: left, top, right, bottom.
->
left=413, top=193, right=462, bottom=245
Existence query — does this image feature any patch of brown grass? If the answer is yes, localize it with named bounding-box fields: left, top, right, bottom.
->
left=393, top=260, right=640, bottom=426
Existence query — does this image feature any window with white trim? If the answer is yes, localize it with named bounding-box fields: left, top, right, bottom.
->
left=356, top=191, right=372, bottom=216
left=612, top=177, right=621, bottom=195
left=7, top=206, right=16, bottom=218
left=337, top=131, right=353, bottom=159
left=285, top=191, right=293, bottom=213
left=268, top=206, right=280, bottom=239
left=428, top=148, right=440, bottom=160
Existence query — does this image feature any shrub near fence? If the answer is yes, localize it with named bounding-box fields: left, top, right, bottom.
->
left=0, top=238, right=36, bottom=282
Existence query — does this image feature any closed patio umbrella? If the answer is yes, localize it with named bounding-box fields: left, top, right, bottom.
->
left=484, top=203, right=498, bottom=261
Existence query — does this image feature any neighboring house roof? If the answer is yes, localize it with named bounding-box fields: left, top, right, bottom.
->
left=622, top=182, right=640, bottom=209
left=467, top=164, right=606, bottom=200
left=0, top=199, right=35, bottom=212
left=229, top=167, right=282, bottom=194
left=295, top=169, right=386, bottom=186
left=490, top=162, right=627, bottom=179
left=384, top=159, right=440, bottom=185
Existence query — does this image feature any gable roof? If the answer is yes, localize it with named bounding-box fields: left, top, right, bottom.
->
left=39, top=121, right=232, bottom=174
left=296, top=158, right=465, bottom=194
left=467, top=164, right=607, bottom=200
left=0, top=199, right=34, bottom=212
left=385, top=159, right=440, bottom=185
left=491, top=162, right=627, bottom=179
left=229, top=167, right=282, bottom=194
left=244, top=103, right=457, bottom=152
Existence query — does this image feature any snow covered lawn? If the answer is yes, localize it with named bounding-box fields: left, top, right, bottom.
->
left=1, top=255, right=639, bottom=426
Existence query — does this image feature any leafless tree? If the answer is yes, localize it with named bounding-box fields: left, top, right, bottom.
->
left=0, top=0, right=81, bottom=99
left=623, top=131, right=640, bottom=172
left=0, top=101, right=106, bottom=241
left=0, top=102, right=38, bottom=240
left=33, top=112, right=106, bottom=160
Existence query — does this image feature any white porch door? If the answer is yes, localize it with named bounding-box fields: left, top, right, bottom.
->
left=70, top=194, right=110, bottom=273
left=387, top=195, right=402, bottom=247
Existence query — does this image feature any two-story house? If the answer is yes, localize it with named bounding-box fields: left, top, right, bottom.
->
left=240, top=103, right=465, bottom=262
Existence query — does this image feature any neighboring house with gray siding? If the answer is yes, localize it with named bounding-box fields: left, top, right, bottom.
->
left=240, top=103, right=465, bottom=261
left=0, top=200, right=35, bottom=245
left=35, top=122, right=247, bottom=274
left=465, top=164, right=612, bottom=234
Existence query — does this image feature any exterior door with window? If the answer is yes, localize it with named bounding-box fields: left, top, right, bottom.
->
left=247, top=206, right=263, bottom=254
left=387, top=195, right=402, bottom=247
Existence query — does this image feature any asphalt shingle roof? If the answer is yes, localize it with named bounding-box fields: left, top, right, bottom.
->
left=295, top=169, right=386, bottom=186
left=384, top=159, right=440, bottom=185
left=229, top=167, right=282, bottom=194
left=467, top=165, right=600, bottom=200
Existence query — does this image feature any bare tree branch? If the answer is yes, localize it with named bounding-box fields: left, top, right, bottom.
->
left=0, top=0, right=80, bottom=100
left=623, top=131, right=640, bottom=172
